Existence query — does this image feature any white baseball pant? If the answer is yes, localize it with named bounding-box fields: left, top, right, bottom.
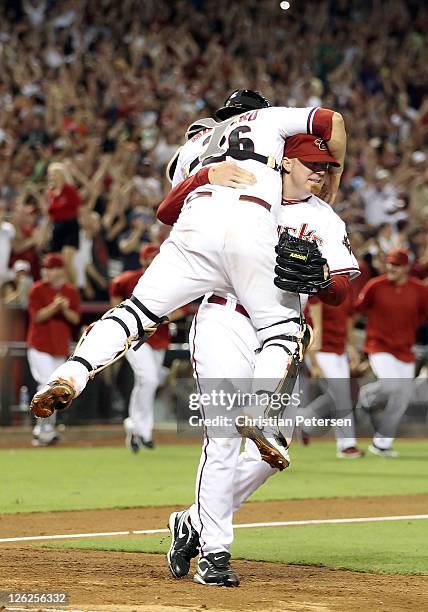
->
left=49, top=193, right=301, bottom=400
left=300, top=352, right=357, bottom=450
left=187, top=295, right=279, bottom=556
left=124, top=343, right=165, bottom=441
left=27, top=348, right=65, bottom=442
left=360, top=352, right=415, bottom=449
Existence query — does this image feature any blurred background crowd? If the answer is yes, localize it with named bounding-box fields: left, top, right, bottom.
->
left=0, top=0, right=427, bottom=305
left=0, top=0, right=427, bottom=431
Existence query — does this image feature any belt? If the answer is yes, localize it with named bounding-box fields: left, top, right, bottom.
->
left=207, top=294, right=250, bottom=319
left=239, top=195, right=271, bottom=212
left=186, top=191, right=213, bottom=204
left=186, top=191, right=271, bottom=213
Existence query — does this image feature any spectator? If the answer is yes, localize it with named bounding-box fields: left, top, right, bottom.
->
left=2, top=260, right=33, bottom=308
left=0, top=199, right=15, bottom=284
left=356, top=248, right=428, bottom=457
left=26, top=253, right=80, bottom=446
left=46, top=162, right=82, bottom=283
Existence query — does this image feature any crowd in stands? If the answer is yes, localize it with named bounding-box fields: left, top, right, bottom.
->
left=0, top=0, right=427, bottom=312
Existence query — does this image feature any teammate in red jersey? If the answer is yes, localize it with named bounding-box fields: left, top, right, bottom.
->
left=27, top=253, right=80, bottom=445
left=110, top=244, right=185, bottom=451
left=303, top=294, right=364, bottom=458
left=356, top=248, right=428, bottom=457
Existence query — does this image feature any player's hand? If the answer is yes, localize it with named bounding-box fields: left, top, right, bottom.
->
left=320, top=170, right=342, bottom=205
left=52, top=294, right=65, bottom=309
left=54, top=295, right=69, bottom=310
left=208, top=161, right=256, bottom=188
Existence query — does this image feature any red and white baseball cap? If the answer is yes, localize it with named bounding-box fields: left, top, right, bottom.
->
left=283, top=134, right=340, bottom=166
left=386, top=248, right=410, bottom=266
left=41, top=253, right=64, bottom=269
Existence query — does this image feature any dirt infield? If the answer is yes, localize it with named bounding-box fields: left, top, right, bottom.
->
left=1, top=495, right=427, bottom=611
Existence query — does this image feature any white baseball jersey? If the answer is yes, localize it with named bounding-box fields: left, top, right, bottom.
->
left=277, top=195, right=360, bottom=279
left=172, top=106, right=322, bottom=219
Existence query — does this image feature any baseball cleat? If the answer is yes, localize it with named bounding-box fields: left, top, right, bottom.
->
left=141, top=438, right=155, bottom=450
left=31, top=433, right=60, bottom=447
left=167, top=510, right=200, bottom=579
left=194, top=552, right=240, bottom=587
left=125, top=434, right=155, bottom=453
left=126, top=433, right=143, bottom=453
left=236, top=423, right=290, bottom=470
left=336, top=446, right=365, bottom=459
left=368, top=443, right=399, bottom=458
left=30, top=379, right=76, bottom=418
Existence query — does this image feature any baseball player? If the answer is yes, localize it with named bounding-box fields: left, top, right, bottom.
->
left=301, top=294, right=364, bottom=458
left=356, top=248, right=428, bottom=457
left=159, top=134, right=359, bottom=585
left=110, top=243, right=185, bottom=452
left=31, top=91, right=345, bottom=473
left=27, top=253, right=80, bottom=446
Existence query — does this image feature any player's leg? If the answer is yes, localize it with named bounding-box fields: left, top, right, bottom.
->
left=169, top=301, right=256, bottom=585
left=222, top=205, right=304, bottom=468
left=189, top=304, right=254, bottom=554
left=232, top=439, right=277, bottom=513
left=31, top=205, right=226, bottom=415
left=307, top=353, right=359, bottom=455
left=27, top=348, right=65, bottom=445
left=368, top=353, right=415, bottom=455
left=123, top=344, right=165, bottom=451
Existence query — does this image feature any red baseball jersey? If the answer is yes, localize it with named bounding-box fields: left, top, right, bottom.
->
left=110, top=269, right=170, bottom=350
left=320, top=293, right=354, bottom=354
left=47, top=184, right=82, bottom=222
left=356, top=275, right=428, bottom=361
left=27, top=280, right=81, bottom=356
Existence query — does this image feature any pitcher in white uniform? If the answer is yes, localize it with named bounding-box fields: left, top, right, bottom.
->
left=162, top=134, right=358, bottom=586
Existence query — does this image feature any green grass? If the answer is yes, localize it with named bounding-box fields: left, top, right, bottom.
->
left=1, top=441, right=427, bottom=514
left=44, top=519, right=428, bottom=575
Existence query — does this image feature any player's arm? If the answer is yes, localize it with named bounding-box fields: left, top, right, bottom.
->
left=60, top=300, right=80, bottom=325
left=346, top=315, right=360, bottom=370
left=109, top=277, right=125, bottom=307
left=319, top=216, right=360, bottom=301
left=317, top=273, right=350, bottom=306
left=306, top=300, right=324, bottom=378
left=355, top=280, right=375, bottom=313
left=31, top=288, right=62, bottom=323
left=157, top=162, right=256, bottom=226
left=319, top=112, right=346, bottom=204
left=59, top=289, right=81, bottom=326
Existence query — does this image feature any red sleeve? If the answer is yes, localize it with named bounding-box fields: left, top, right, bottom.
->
left=28, top=284, right=44, bottom=318
left=420, top=284, right=428, bottom=321
left=311, top=108, right=334, bottom=141
left=110, top=276, right=126, bottom=299
left=318, top=274, right=349, bottom=306
left=157, top=167, right=210, bottom=225
left=355, top=279, right=377, bottom=313
left=67, top=286, right=81, bottom=316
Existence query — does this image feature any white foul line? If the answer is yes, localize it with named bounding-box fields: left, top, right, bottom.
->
left=0, top=514, right=427, bottom=545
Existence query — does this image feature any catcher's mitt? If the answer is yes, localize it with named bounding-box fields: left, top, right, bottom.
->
left=274, top=231, right=332, bottom=295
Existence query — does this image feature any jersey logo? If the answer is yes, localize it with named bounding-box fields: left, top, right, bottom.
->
left=279, top=223, right=324, bottom=246
left=342, top=234, right=352, bottom=254
left=314, top=138, right=327, bottom=151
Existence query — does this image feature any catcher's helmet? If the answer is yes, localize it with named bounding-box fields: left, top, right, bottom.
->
left=215, top=89, right=271, bottom=121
